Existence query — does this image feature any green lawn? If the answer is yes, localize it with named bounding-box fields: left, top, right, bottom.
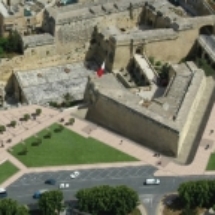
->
left=0, top=161, right=19, bottom=183
left=206, top=153, right=215, bottom=170
left=9, top=124, right=138, bottom=167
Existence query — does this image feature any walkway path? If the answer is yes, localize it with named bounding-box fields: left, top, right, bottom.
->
left=0, top=103, right=215, bottom=215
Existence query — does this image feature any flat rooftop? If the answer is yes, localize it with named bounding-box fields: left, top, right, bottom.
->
left=22, top=33, right=54, bottom=48
left=110, top=29, right=178, bottom=44
left=15, top=62, right=97, bottom=104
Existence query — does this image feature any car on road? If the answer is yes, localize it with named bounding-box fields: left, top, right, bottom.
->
left=144, top=178, right=160, bottom=185
left=45, top=179, right=56, bottom=185
left=0, top=188, right=7, bottom=198
left=70, top=171, right=80, bottom=179
left=33, top=189, right=48, bottom=199
left=59, top=183, right=70, bottom=189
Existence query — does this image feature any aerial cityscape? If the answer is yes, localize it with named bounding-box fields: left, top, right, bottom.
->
left=1, top=0, right=215, bottom=214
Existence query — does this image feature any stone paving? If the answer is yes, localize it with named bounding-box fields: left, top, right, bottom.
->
left=0, top=103, right=215, bottom=214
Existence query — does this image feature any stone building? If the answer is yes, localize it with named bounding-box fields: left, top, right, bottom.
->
left=0, top=0, right=48, bottom=36
left=13, top=61, right=96, bottom=104
left=84, top=61, right=206, bottom=157
left=21, top=33, right=56, bottom=58
left=42, top=0, right=146, bottom=55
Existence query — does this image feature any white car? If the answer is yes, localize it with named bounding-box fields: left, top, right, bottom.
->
left=70, top=171, right=80, bottom=179
left=59, top=183, right=70, bottom=189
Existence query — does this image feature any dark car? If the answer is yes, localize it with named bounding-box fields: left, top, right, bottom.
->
left=33, top=189, right=48, bottom=199
left=45, top=179, right=56, bottom=185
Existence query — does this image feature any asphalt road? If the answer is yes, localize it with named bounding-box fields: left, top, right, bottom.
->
left=6, top=165, right=215, bottom=215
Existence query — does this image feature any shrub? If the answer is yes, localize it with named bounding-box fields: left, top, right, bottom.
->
left=44, top=132, right=52, bottom=139
left=155, top=61, right=162, bottom=66
left=68, top=118, right=75, bottom=125
left=23, top=114, right=30, bottom=121
left=0, top=125, right=6, bottom=133
left=10, top=121, right=16, bottom=127
left=35, top=108, right=42, bottom=116
left=54, top=125, right=64, bottom=133
left=19, top=144, right=28, bottom=155
left=148, top=56, right=155, bottom=65
left=31, top=141, right=39, bottom=146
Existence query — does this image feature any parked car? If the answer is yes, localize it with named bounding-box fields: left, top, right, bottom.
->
left=144, top=178, right=160, bottom=185
left=59, top=183, right=70, bottom=189
left=33, top=189, right=48, bottom=199
left=70, top=171, right=80, bottom=179
left=45, top=179, right=56, bottom=185
left=0, top=188, right=7, bottom=198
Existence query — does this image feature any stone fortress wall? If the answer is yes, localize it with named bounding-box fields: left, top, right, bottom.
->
left=85, top=60, right=206, bottom=157
left=86, top=87, right=180, bottom=156
left=0, top=0, right=214, bottom=86
left=45, top=0, right=145, bottom=55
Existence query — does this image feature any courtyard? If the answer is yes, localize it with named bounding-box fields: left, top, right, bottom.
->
left=9, top=123, right=138, bottom=167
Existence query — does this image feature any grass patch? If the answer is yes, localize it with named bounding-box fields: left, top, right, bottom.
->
left=195, top=58, right=214, bottom=77
left=0, top=161, right=19, bottom=184
left=10, top=124, right=138, bottom=167
left=206, top=153, right=215, bottom=170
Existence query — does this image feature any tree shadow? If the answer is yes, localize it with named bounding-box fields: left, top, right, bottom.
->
left=18, top=151, right=28, bottom=156
left=162, top=194, right=183, bottom=211
left=31, top=142, right=39, bottom=147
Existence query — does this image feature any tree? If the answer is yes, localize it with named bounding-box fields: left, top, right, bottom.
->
left=17, top=205, right=29, bottom=215
left=35, top=108, right=42, bottom=116
left=39, top=190, right=63, bottom=215
left=0, top=125, right=6, bottom=133
left=10, top=120, right=16, bottom=127
left=68, top=118, right=75, bottom=125
left=0, top=198, right=29, bottom=215
left=0, top=198, right=17, bottom=214
left=6, top=30, right=22, bottom=54
left=178, top=180, right=215, bottom=208
left=23, top=114, right=30, bottom=121
left=110, top=185, right=139, bottom=215
left=76, top=185, right=138, bottom=215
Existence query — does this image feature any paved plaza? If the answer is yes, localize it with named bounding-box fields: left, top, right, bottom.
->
left=0, top=103, right=215, bottom=214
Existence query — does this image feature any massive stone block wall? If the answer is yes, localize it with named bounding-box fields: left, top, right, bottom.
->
left=86, top=93, right=179, bottom=156
left=177, top=68, right=206, bottom=152
left=54, top=8, right=142, bottom=54
left=145, top=29, right=199, bottom=63
left=23, top=44, right=57, bottom=59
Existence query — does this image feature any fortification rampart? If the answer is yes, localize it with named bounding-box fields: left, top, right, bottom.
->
left=177, top=62, right=206, bottom=152
left=52, top=0, right=144, bottom=54
left=86, top=91, right=179, bottom=156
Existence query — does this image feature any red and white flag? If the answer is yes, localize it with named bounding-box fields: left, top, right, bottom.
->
left=97, top=62, right=105, bottom=77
